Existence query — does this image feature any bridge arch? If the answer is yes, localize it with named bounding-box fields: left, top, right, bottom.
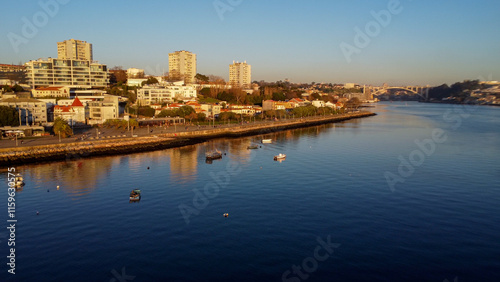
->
left=371, top=87, right=429, bottom=99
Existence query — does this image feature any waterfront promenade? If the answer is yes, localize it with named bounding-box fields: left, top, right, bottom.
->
left=0, top=111, right=375, bottom=166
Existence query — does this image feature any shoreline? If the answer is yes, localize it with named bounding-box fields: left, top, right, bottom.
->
left=0, top=111, right=376, bottom=167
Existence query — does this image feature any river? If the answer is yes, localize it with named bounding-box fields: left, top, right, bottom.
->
left=1, top=102, right=499, bottom=281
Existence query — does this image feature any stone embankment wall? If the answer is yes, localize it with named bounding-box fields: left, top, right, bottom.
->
left=0, top=112, right=375, bottom=167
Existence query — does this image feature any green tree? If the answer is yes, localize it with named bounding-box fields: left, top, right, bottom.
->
left=138, top=106, right=156, bottom=117
left=311, top=93, right=321, bottom=100
left=217, top=112, right=237, bottom=121
left=200, top=87, right=211, bottom=96
left=264, top=110, right=277, bottom=118
left=272, top=92, right=286, bottom=101
left=2, top=85, right=13, bottom=92
left=53, top=117, right=73, bottom=138
left=0, top=106, right=20, bottom=126
left=345, top=97, right=361, bottom=109
left=195, top=73, right=209, bottom=83
left=197, top=113, right=206, bottom=121
left=217, top=91, right=236, bottom=103
left=157, top=109, right=178, bottom=117
left=141, top=77, right=159, bottom=86
left=12, top=84, right=24, bottom=92
left=292, top=105, right=317, bottom=117
left=177, top=105, right=195, bottom=118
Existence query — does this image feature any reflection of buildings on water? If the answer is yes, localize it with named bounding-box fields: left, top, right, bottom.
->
left=25, top=156, right=116, bottom=198
left=166, top=145, right=198, bottom=182
left=126, top=150, right=169, bottom=173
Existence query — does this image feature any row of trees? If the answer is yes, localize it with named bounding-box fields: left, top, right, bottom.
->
left=157, top=105, right=206, bottom=122
left=0, top=106, right=20, bottom=126
left=103, top=119, right=139, bottom=129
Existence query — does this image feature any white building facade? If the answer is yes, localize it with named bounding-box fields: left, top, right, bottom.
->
left=137, top=85, right=197, bottom=105
left=25, top=58, right=109, bottom=89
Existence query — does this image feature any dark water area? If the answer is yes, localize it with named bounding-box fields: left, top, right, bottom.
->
left=1, top=102, right=499, bottom=281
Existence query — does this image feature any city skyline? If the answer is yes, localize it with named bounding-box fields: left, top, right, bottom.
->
left=1, top=0, right=499, bottom=86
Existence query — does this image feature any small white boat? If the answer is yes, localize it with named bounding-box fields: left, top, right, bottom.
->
left=14, top=174, right=25, bottom=187
left=274, top=153, right=286, bottom=160
left=261, top=139, right=272, bottom=144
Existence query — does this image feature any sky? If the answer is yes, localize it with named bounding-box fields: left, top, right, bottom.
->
left=1, top=0, right=499, bottom=86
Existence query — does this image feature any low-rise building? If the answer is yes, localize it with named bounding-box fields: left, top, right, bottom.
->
left=0, top=97, right=48, bottom=125
left=127, top=68, right=145, bottom=78
left=311, top=100, right=326, bottom=108
left=127, top=78, right=147, bottom=87
left=32, top=86, right=71, bottom=98
left=262, top=100, right=287, bottom=111
left=53, top=97, right=85, bottom=125
left=87, top=95, right=119, bottom=124
left=228, top=105, right=256, bottom=115
left=186, top=101, right=202, bottom=113
left=288, top=98, right=308, bottom=108
left=137, top=85, right=197, bottom=105
left=200, top=104, right=221, bottom=118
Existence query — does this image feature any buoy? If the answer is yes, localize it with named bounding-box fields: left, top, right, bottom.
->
left=47, top=189, right=50, bottom=192
left=223, top=213, right=229, bottom=217
left=36, top=211, right=39, bottom=215
left=147, top=167, right=150, bottom=170
left=57, top=185, right=60, bottom=190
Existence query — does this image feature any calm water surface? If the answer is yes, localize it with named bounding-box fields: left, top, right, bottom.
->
left=1, top=102, right=499, bottom=281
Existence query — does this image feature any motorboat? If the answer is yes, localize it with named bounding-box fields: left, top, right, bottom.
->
left=274, top=153, right=286, bottom=160
left=261, top=139, right=272, bottom=144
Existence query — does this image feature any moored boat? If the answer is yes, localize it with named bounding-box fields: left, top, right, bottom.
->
left=274, top=153, right=286, bottom=160
left=261, top=139, right=272, bottom=144
left=206, top=150, right=222, bottom=160
left=130, top=189, right=141, bottom=201
left=247, top=144, right=259, bottom=149
left=14, top=174, right=25, bottom=187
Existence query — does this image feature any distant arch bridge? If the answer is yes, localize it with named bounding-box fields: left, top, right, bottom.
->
left=369, top=85, right=432, bottom=99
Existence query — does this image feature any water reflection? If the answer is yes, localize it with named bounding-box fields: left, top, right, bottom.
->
left=24, top=157, right=116, bottom=198
left=10, top=117, right=372, bottom=198
left=165, top=145, right=199, bottom=183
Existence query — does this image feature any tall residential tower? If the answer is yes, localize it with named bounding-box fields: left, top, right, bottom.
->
left=57, top=39, right=93, bottom=61
left=229, top=61, right=251, bottom=89
left=168, top=50, right=196, bottom=84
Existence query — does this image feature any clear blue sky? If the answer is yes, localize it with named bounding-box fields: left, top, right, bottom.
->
left=1, top=0, right=499, bottom=86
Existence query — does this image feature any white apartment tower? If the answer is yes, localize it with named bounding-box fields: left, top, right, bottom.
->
left=57, top=39, right=93, bottom=61
left=168, top=50, right=196, bottom=84
left=229, top=61, right=251, bottom=89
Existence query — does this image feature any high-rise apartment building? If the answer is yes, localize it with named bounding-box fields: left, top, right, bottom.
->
left=229, top=61, right=251, bottom=89
left=57, top=39, right=93, bottom=61
left=168, top=50, right=196, bottom=84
